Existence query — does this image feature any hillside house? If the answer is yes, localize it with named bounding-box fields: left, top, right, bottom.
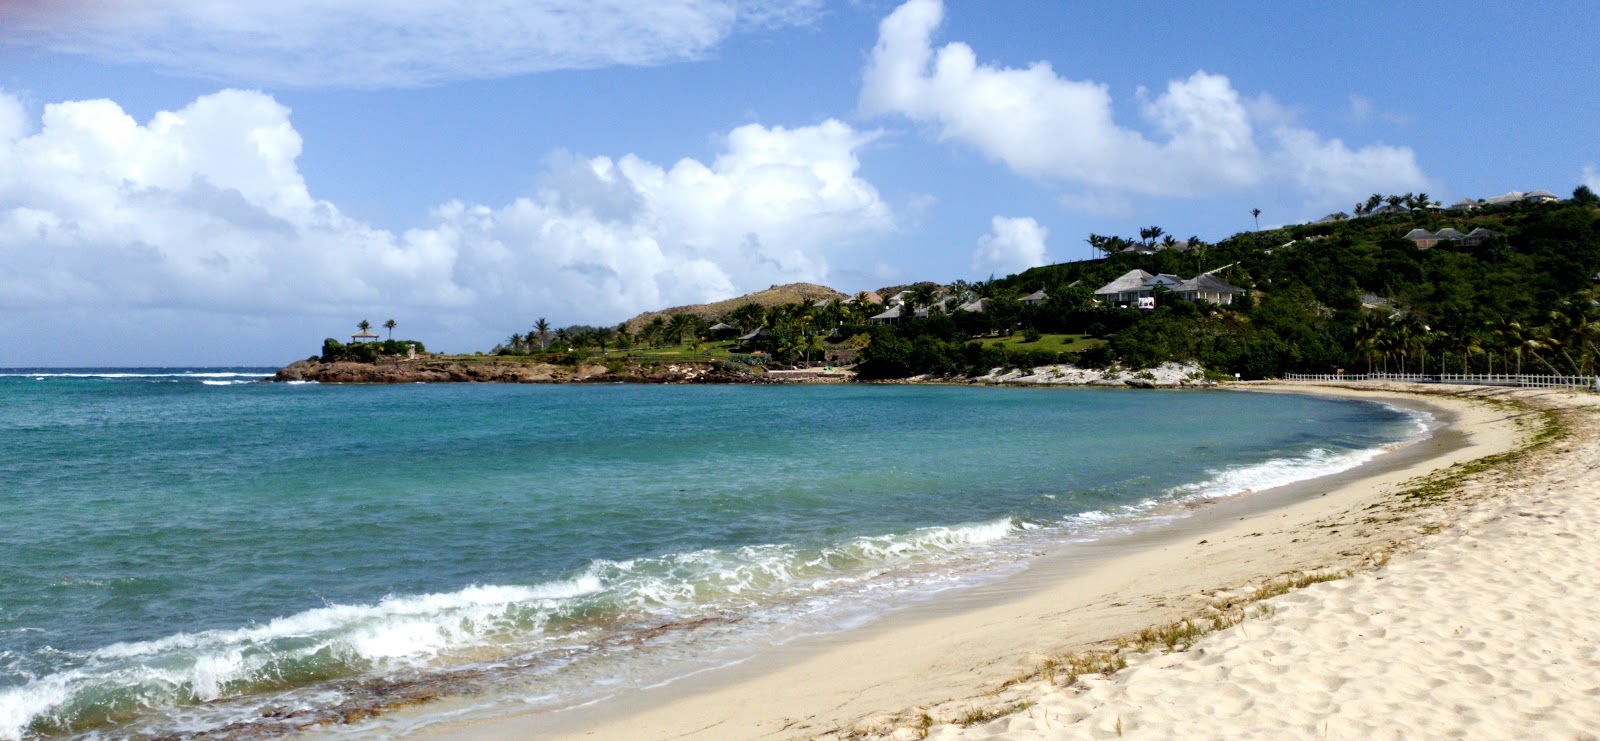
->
left=1093, top=270, right=1243, bottom=309
left=1403, top=228, right=1440, bottom=248
left=1461, top=227, right=1501, bottom=247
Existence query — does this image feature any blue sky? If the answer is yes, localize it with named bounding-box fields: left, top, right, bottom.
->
left=2, top=0, right=1596, bottom=366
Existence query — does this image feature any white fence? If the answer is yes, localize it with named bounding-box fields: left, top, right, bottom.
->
left=1284, top=372, right=1600, bottom=392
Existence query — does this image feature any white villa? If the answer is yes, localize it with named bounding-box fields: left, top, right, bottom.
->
left=1093, top=269, right=1245, bottom=309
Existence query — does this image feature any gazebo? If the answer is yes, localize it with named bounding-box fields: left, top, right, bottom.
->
left=351, top=328, right=380, bottom=343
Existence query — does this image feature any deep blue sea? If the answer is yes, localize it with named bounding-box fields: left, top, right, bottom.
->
left=0, top=369, right=1425, bottom=738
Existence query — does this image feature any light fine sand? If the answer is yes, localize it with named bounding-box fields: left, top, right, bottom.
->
left=927, top=384, right=1600, bottom=740
left=407, top=383, right=1599, bottom=741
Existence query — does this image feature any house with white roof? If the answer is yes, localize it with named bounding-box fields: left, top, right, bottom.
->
left=1092, top=270, right=1243, bottom=309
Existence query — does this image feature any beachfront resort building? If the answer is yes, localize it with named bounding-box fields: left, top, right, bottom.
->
left=1093, top=269, right=1244, bottom=309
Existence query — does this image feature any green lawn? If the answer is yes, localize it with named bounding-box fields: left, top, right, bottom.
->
left=974, top=333, right=1107, bottom=353
left=623, top=340, right=739, bottom=361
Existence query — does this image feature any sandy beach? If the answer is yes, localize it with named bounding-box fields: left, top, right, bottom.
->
left=401, top=382, right=1593, bottom=740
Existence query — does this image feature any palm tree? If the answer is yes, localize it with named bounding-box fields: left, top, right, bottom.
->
left=643, top=316, right=667, bottom=347
left=728, top=303, right=765, bottom=333
left=383, top=319, right=396, bottom=340
left=667, top=313, right=695, bottom=345
left=803, top=334, right=825, bottom=365
left=1493, top=320, right=1535, bottom=375
left=1352, top=314, right=1384, bottom=373
left=906, top=284, right=939, bottom=319
left=507, top=332, right=525, bottom=351
left=358, top=320, right=371, bottom=332
left=1250, top=208, right=1261, bottom=230
left=614, top=323, right=633, bottom=352
left=1385, top=194, right=1404, bottom=212
left=1365, top=194, right=1383, bottom=214
left=533, top=318, right=551, bottom=350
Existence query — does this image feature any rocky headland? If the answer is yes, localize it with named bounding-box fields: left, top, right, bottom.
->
left=272, top=359, right=765, bottom=384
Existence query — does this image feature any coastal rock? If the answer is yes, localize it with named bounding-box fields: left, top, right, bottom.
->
left=962, top=361, right=1214, bottom=389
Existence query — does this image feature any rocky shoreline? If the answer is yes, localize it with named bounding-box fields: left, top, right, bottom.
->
left=890, top=361, right=1220, bottom=389
left=273, top=358, right=1216, bottom=389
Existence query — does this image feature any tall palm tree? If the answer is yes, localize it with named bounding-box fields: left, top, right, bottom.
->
left=358, top=320, right=371, bottom=332
left=383, top=319, right=396, bottom=340
left=1250, top=208, right=1261, bottom=230
left=534, top=318, right=551, bottom=350
left=1365, top=194, right=1383, bottom=214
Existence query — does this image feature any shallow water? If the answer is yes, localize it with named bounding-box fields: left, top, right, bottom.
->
left=0, top=371, right=1423, bottom=738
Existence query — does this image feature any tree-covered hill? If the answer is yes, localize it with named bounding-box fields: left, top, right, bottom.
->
left=476, top=188, right=1600, bottom=383
left=964, top=192, right=1600, bottom=378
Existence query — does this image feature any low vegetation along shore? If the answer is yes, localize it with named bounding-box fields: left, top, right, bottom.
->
left=409, top=382, right=1600, bottom=739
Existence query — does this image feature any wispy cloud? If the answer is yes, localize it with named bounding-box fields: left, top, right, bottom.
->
left=0, top=0, right=823, bottom=88
left=860, top=0, right=1432, bottom=208
left=1584, top=165, right=1599, bottom=193
left=1348, top=94, right=1413, bottom=126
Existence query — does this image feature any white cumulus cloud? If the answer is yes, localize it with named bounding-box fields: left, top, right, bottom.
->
left=973, top=216, right=1048, bottom=276
left=0, top=89, right=894, bottom=353
left=860, top=0, right=1431, bottom=207
left=0, top=0, right=823, bottom=88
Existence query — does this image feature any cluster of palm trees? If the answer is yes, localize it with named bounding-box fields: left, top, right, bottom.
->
left=355, top=319, right=398, bottom=339
left=503, top=318, right=641, bottom=355
left=1084, top=227, right=1205, bottom=257
left=1352, top=192, right=1435, bottom=217
left=1350, top=291, right=1600, bottom=377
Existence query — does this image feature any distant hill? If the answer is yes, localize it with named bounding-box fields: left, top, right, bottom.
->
left=623, top=282, right=846, bottom=331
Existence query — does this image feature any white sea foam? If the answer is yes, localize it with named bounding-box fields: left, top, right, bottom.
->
left=0, top=520, right=1031, bottom=738
left=0, top=670, right=75, bottom=741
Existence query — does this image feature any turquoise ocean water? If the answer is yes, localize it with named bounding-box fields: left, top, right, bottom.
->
left=0, top=370, right=1425, bottom=738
